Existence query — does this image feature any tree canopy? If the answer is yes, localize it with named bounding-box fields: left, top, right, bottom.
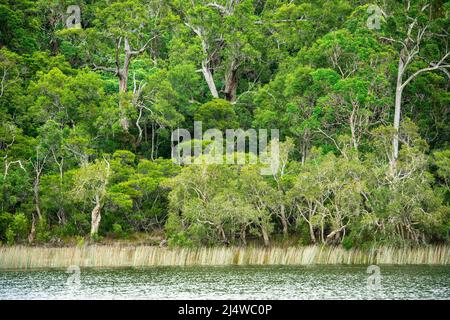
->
left=0, top=0, right=448, bottom=247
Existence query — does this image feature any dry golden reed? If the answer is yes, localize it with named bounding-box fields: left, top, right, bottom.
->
left=0, top=245, right=448, bottom=270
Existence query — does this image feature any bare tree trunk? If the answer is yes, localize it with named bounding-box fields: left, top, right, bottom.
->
left=224, top=60, right=238, bottom=101
left=296, top=204, right=316, bottom=244
left=218, top=225, right=228, bottom=244
left=33, top=178, right=42, bottom=221
left=90, top=195, right=102, bottom=237
left=57, top=208, right=66, bottom=226
left=325, top=225, right=346, bottom=245
left=151, top=123, right=155, bottom=160
left=54, top=155, right=65, bottom=225
left=240, top=226, right=247, bottom=246
left=117, top=37, right=130, bottom=131
left=320, top=218, right=325, bottom=244
left=28, top=212, right=36, bottom=243
left=29, top=151, right=47, bottom=243
left=349, top=107, right=358, bottom=151
left=185, top=22, right=220, bottom=99
left=392, top=54, right=404, bottom=170
left=280, top=205, right=288, bottom=238
left=308, top=220, right=316, bottom=244
left=201, top=61, right=219, bottom=98
left=261, top=225, right=270, bottom=247
left=118, top=70, right=130, bottom=131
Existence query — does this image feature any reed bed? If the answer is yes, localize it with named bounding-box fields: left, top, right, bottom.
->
left=0, top=245, right=448, bottom=270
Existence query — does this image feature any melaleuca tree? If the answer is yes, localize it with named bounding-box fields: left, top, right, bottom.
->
left=71, top=158, right=111, bottom=237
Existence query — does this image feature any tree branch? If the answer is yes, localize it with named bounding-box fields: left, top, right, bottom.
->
left=401, top=52, right=450, bottom=89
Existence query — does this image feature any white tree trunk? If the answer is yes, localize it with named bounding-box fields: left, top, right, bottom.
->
left=90, top=195, right=102, bottom=237
left=201, top=62, right=219, bottom=98
left=261, top=225, right=270, bottom=247
left=392, top=55, right=405, bottom=169
left=28, top=213, right=36, bottom=243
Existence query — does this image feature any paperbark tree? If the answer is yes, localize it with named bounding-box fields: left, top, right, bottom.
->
left=72, top=159, right=111, bottom=237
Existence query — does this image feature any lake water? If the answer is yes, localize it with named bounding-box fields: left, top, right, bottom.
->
left=0, top=265, right=449, bottom=300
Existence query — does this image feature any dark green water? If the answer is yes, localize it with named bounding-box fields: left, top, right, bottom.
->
left=0, top=265, right=449, bottom=299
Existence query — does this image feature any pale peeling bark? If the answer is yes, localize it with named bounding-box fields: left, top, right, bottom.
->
left=392, top=54, right=404, bottom=169
left=201, top=61, right=219, bottom=98
left=186, top=21, right=219, bottom=99
left=90, top=194, right=102, bottom=236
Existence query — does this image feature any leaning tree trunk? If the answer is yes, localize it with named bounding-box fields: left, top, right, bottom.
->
left=308, top=220, right=316, bottom=244
left=201, top=61, right=219, bottom=99
left=90, top=195, right=102, bottom=237
left=325, top=225, right=346, bottom=245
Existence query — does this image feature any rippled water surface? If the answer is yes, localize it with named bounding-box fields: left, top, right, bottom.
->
left=0, top=265, right=449, bottom=299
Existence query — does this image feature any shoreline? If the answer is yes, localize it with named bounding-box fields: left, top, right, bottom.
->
left=0, top=245, right=448, bottom=270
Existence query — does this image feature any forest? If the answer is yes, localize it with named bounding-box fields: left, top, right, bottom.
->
left=0, top=0, right=449, bottom=249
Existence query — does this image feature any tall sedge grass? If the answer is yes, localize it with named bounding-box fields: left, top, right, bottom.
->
left=0, top=245, right=448, bottom=270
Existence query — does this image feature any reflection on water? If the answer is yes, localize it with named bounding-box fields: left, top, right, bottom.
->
left=0, top=265, right=449, bottom=300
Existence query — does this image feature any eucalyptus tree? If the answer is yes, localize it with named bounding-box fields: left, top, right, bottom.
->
left=378, top=1, right=449, bottom=170
left=86, top=0, right=160, bottom=131
left=170, top=0, right=265, bottom=102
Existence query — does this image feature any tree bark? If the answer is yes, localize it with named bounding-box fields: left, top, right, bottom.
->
left=201, top=61, right=219, bottom=98
left=33, top=177, right=42, bottom=221
left=308, top=220, right=316, bottom=244
left=240, top=226, right=247, bottom=246
left=223, top=60, right=239, bottom=101
left=185, top=22, right=220, bottom=99
left=90, top=194, right=102, bottom=237
left=28, top=212, right=36, bottom=243
left=217, top=225, right=228, bottom=243
left=392, top=54, right=405, bottom=169
left=349, top=106, right=358, bottom=151
left=261, top=225, right=270, bottom=247
left=118, top=39, right=131, bottom=131
left=280, top=204, right=288, bottom=238
left=325, top=225, right=346, bottom=245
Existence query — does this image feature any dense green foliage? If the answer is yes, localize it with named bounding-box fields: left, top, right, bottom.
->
left=0, top=0, right=448, bottom=247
